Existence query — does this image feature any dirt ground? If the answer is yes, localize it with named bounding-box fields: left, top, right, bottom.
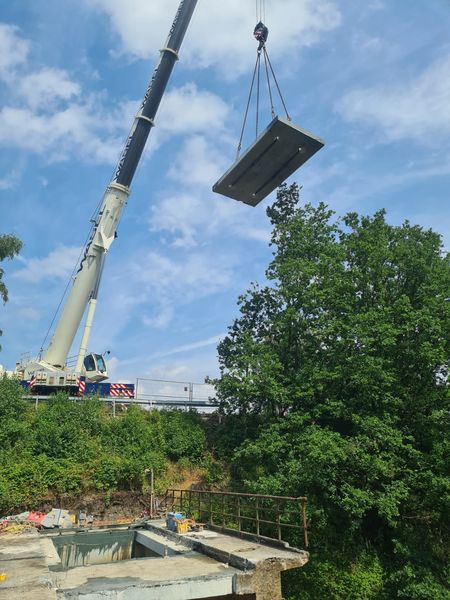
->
left=5, top=469, right=206, bottom=528
left=34, top=491, right=153, bottom=526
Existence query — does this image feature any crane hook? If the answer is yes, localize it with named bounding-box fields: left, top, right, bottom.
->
left=254, top=21, right=269, bottom=53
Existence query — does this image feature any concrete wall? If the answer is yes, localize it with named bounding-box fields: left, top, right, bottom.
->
left=52, top=530, right=158, bottom=568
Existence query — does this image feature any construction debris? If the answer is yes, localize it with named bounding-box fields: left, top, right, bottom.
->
left=0, top=508, right=74, bottom=534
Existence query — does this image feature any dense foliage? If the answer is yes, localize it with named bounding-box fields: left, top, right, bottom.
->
left=212, top=184, right=450, bottom=599
left=0, top=381, right=209, bottom=513
left=0, top=233, right=22, bottom=350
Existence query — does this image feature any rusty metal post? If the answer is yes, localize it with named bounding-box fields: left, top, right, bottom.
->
left=256, top=497, right=260, bottom=537
left=301, top=498, right=308, bottom=548
left=221, top=493, right=225, bottom=528
left=277, top=500, right=282, bottom=541
left=237, top=495, right=241, bottom=532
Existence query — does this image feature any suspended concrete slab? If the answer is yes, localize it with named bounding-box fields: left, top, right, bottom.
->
left=213, top=116, right=324, bottom=207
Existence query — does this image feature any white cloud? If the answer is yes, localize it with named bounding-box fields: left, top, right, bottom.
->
left=123, top=249, right=236, bottom=331
left=86, top=0, right=341, bottom=78
left=133, top=250, right=234, bottom=295
left=150, top=192, right=203, bottom=248
left=17, top=307, right=40, bottom=321
left=0, top=51, right=227, bottom=165
left=234, top=224, right=271, bottom=244
left=0, top=24, right=29, bottom=78
left=0, top=168, right=21, bottom=190
left=158, top=84, right=230, bottom=137
left=335, top=55, right=450, bottom=142
left=18, top=68, right=81, bottom=110
left=150, top=184, right=262, bottom=249
left=367, top=1, right=386, bottom=11
left=147, top=333, right=225, bottom=360
left=109, top=343, right=222, bottom=384
left=142, top=304, right=174, bottom=329
left=0, top=24, right=130, bottom=165
left=167, top=135, right=224, bottom=188
left=0, top=101, right=125, bottom=164
left=12, top=245, right=82, bottom=283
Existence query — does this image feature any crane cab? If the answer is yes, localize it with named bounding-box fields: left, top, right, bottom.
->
left=83, top=353, right=108, bottom=382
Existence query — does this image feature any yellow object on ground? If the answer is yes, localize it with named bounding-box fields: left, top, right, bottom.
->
left=176, top=520, right=189, bottom=534
left=1, top=523, right=33, bottom=535
left=0, top=573, right=6, bottom=582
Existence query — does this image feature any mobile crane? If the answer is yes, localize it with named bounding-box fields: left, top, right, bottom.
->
left=9, top=0, right=323, bottom=397
left=12, top=0, right=199, bottom=397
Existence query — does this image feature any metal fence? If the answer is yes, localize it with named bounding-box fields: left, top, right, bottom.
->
left=25, top=377, right=219, bottom=415
left=165, top=488, right=308, bottom=548
left=135, top=378, right=217, bottom=411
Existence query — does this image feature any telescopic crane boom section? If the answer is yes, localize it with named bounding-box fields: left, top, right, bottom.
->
left=42, top=0, right=198, bottom=376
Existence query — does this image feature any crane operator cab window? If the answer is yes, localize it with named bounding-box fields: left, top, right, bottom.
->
left=84, top=353, right=107, bottom=373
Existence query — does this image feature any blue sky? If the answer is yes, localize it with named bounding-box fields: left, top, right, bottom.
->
left=1, top=0, right=449, bottom=388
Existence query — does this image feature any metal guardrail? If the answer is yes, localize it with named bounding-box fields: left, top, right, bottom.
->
left=135, top=378, right=217, bottom=411
left=24, top=377, right=218, bottom=413
left=25, top=395, right=217, bottom=415
left=165, top=488, right=308, bottom=548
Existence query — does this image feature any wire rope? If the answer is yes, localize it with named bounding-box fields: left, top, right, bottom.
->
left=256, top=49, right=261, bottom=137
left=256, top=0, right=266, bottom=24
left=237, top=0, right=294, bottom=154
left=263, top=47, right=291, bottom=121
left=263, top=48, right=276, bottom=119
left=236, top=52, right=260, bottom=158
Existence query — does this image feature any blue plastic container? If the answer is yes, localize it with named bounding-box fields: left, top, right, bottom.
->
left=166, top=512, right=184, bottom=531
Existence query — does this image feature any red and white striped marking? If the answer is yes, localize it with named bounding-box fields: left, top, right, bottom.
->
left=110, top=383, right=134, bottom=398
left=77, top=377, right=86, bottom=395
left=29, top=376, right=37, bottom=389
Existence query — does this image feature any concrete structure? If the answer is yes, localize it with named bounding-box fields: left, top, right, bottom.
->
left=213, top=116, right=324, bottom=206
left=0, top=521, right=308, bottom=600
left=0, top=534, right=56, bottom=600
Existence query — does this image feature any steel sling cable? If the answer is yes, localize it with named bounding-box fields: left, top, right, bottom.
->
left=236, top=51, right=261, bottom=158
left=263, top=47, right=291, bottom=121
left=262, top=46, right=276, bottom=119
left=256, top=46, right=261, bottom=137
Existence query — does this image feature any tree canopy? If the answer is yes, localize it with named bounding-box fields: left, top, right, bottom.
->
left=213, top=184, right=450, bottom=599
left=0, top=233, right=22, bottom=351
left=0, top=234, right=22, bottom=304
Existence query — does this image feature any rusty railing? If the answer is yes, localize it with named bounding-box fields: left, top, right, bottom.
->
left=165, top=488, right=308, bottom=548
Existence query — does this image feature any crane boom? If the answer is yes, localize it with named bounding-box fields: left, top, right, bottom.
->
left=42, top=0, right=198, bottom=370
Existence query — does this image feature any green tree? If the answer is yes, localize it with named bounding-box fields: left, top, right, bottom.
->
left=213, top=184, right=450, bottom=599
left=0, top=233, right=23, bottom=350
left=0, top=377, right=31, bottom=450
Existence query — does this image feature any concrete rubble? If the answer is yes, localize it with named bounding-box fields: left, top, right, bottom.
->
left=0, top=508, right=74, bottom=534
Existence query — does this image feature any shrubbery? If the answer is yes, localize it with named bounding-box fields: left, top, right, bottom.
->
left=0, top=379, right=209, bottom=513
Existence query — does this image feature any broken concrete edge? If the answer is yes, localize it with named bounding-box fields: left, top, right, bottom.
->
left=144, top=520, right=309, bottom=573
